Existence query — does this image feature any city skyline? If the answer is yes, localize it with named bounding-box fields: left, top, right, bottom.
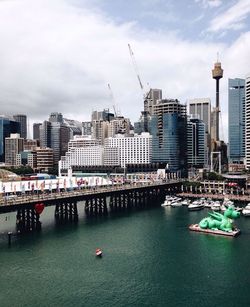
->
left=0, top=0, right=250, bottom=142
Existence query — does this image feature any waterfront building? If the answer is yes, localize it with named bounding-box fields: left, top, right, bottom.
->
left=36, top=147, right=54, bottom=172
left=59, top=136, right=104, bottom=174
left=187, top=116, right=206, bottom=169
left=5, top=133, right=24, bottom=166
left=33, top=123, right=42, bottom=140
left=104, top=132, right=152, bottom=168
left=228, top=78, right=245, bottom=164
left=150, top=99, right=187, bottom=175
left=245, top=74, right=250, bottom=169
left=13, top=114, right=27, bottom=139
left=0, top=115, right=20, bottom=162
left=59, top=146, right=104, bottom=173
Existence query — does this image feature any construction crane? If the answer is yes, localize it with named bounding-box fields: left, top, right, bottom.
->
left=107, top=83, right=118, bottom=117
left=128, top=43, right=144, bottom=92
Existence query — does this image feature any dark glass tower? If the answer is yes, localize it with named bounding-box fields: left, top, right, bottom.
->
left=149, top=99, right=187, bottom=176
left=13, top=114, right=27, bottom=139
left=228, top=78, right=245, bottom=163
left=0, top=116, right=20, bottom=162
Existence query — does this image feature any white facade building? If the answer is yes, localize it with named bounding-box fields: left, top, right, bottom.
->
left=245, top=74, right=250, bottom=168
left=104, top=133, right=152, bottom=167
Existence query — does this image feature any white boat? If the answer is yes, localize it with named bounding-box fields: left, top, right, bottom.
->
left=161, top=200, right=172, bottom=207
left=188, top=201, right=204, bottom=211
left=181, top=199, right=190, bottom=206
left=171, top=201, right=182, bottom=207
left=211, top=201, right=221, bottom=211
left=242, top=204, right=250, bottom=216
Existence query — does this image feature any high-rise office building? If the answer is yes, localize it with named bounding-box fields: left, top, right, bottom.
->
left=33, top=123, right=42, bottom=140
left=228, top=78, right=245, bottom=163
left=245, top=74, right=250, bottom=169
left=144, top=89, right=162, bottom=115
left=13, top=114, right=27, bottom=139
left=49, top=112, right=63, bottom=123
left=5, top=133, right=24, bottom=166
left=0, top=116, right=20, bottom=162
left=188, top=98, right=211, bottom=134
left=187, top=116, right=206, bottom=168
left=39, top=114, right=70, bottom=164
left=150, top=99, right=187, bottom=175
left=82, top=122, right=92, bottom=136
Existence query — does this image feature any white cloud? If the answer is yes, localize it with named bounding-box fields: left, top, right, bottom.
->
left=208, top=0, right=250, bottom=32
left=0, top=0, right=249, bottom=142
left=195, top=0, right=222, bottom=9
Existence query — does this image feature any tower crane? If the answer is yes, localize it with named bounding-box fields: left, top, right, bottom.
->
left=107, top=83, right=118, bottom=117
left=128, top=43, right=144, bottom=93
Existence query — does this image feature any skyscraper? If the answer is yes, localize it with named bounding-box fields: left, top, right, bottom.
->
left=245, top=74, right=250, bottom=169
left=13, top=114, right=27, bottom=139
left=188, top=98, right=211, bottom=134
left=187, top=116, right=206, bottom=168
left=33, top=123, right=42, bottom=140
left=150, top=99, right=187, bottom=175
left=144, top=89, right=162, bottom=115
left=228, top=78, right=245, bottom=163
left=5, top=133, right=24, bottom=166
left=39, top=114, right=70, bottom=164
left=0, top=116, right=20, bottom=162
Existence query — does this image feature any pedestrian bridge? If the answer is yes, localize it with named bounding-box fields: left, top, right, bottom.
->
left=0, top=180, right=182, bottom=233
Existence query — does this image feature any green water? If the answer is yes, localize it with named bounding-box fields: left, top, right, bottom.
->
left=1, top=202, right=250, bottom=307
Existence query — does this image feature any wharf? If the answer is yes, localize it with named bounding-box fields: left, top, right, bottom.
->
left=177, top=192, right=250, bottom=203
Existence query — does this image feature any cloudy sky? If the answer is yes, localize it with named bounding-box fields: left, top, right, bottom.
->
left=0, top=0, right=250, bottom=140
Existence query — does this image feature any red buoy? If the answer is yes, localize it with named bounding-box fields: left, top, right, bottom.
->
left=35, top=203, right=45, bottom=215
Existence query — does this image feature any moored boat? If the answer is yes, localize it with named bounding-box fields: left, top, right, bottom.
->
left=188, top=201, right=204, bottom=211
left=242, top=204, right=250, bottom=216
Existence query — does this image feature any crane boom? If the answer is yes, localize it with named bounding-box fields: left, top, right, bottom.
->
left=108, top=83, right=118, bottom=117
left=128, top=43, right=144, bottom=91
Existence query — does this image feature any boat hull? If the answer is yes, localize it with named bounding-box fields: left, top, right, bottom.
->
left=189, top=224, right=240, bottom=237
left=188, top=206, right=204, bottom=211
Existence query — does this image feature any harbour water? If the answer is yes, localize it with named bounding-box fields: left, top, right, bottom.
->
left=1, top=201, right=250, bottom=307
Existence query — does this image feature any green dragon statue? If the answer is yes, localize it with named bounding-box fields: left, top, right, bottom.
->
left=199, top=206, right=240, bottom=232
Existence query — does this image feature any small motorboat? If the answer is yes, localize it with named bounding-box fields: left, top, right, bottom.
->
left=242, top=204, right=250, bottom=216
left=95, top=248, right=103, bottom=257
left=188, top=201, right=204, bottom=211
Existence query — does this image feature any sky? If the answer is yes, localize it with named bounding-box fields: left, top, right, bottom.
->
left=0, top=0, right=250, bottom=141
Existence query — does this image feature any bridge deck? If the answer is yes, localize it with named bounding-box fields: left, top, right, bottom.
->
left=0, top=180, right=181, bottom=212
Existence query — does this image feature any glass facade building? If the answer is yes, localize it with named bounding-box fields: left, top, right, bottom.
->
left=0, top=116, right=20, bottom=162
left=187, top=117, right=206, bottom=168
left=149, top=100, right=187, bottom=175
left=228, top=78, right=245, bottom=163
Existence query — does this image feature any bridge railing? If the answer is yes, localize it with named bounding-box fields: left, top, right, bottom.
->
left=0, top=179, right=181, bottom=207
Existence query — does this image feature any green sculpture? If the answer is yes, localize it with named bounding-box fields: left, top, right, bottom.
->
left=199, top=206, right=240, bottom=232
